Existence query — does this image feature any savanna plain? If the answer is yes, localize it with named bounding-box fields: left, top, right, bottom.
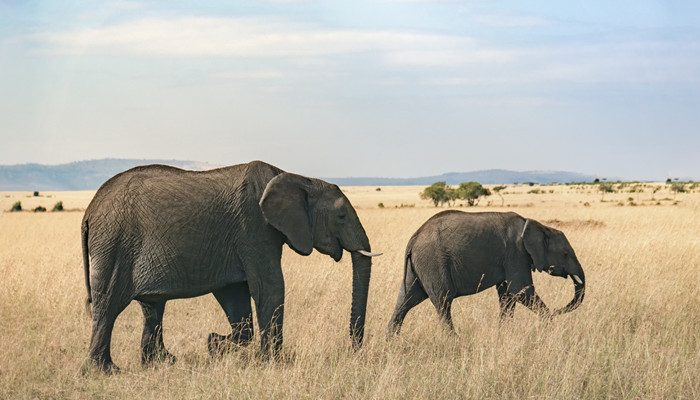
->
left=1, top=184, right=698, bottom=399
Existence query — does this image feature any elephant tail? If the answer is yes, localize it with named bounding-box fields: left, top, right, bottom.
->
left=403, top=245, right=420, bottom=296
left=82, top=218, right=92, bottom=316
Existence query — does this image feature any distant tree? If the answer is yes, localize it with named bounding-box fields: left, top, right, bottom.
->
left=33, top=206, right=46, bottom=212
left=457, top=182, right=491, bottom=206
left=10, top=201, right=22, bottom=212
left=446, top=186, right=458, bottom=207
left=599, top=182, right=615, bottom=201
left=492, top=185, right=507, bottom=206
left=52, top=201, right=64, bottom=212
left=670, top=182, right=686, bottom=199
left=420, top=181, right=449, bottom=207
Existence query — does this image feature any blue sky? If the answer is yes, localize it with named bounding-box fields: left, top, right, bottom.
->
left=1, top=1, right=699, bottom=180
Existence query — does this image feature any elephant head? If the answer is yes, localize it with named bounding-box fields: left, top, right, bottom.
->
left=259, top=173, right=379, bottom=347
left=522, top=220, right=585, bottom=315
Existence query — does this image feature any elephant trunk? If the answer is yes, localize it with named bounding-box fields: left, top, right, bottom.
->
left=554, top=269, right=585, bottom=315
left=349, top=250, right=371, bottom=349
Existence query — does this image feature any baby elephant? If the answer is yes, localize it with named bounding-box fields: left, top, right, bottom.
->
left=387, top=211, right=585, bottom=336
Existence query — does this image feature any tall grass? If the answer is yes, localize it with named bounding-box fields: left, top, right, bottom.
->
left=0, top=186, right=698, bottom=398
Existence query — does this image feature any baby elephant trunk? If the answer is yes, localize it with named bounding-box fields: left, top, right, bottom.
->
left=554, top=270, right=585, bottom=315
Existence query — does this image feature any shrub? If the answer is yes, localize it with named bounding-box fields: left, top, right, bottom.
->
left=10, top=201, right=22, bottom=212
left=33, top=191, right=39, bottom=197
left=33, top=206, right=47, bottom=212
left=52, top=201, right=64, bottom=212
left=378, top=203, right=384, bottom=208
left=375, top=187, right=381, bottom=191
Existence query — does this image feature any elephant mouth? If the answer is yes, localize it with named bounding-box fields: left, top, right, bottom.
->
left=331, top=237, right=343, bottom=262
left=545, top=265, right=573, bottom=280
left=331, top=248, right=343, bottom=262
left=314, top=236, right=344, bottom=262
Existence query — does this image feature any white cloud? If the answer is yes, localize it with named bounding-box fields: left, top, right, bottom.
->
left=23, top=15, right=700, bottom=87
left=211, top=69, right=290, bottom=81
left=383, top=48, right=522, bottom=67
left=31, top=16, right=469, bottom=59
left=472, top=14, right=551, bottom=28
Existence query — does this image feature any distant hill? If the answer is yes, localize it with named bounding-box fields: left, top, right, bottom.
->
left=0, top=159, right=219, bottom=191
left=323, top=169, right=597, bottom=186
left=0, top=159, right=597, bottom=191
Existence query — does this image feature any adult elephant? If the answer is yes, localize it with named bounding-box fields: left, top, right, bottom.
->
left=386, top=211, right=585, bottom=336
left=82, top=161, right=379, bottom=373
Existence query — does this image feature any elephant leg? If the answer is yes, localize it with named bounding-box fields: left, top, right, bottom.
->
left=138, top=300, right=176, bottom=365
left=517, top=285, right=551, bottom=319
left=497, top=281, right=516, bottom=320
left=428, top=292, right=455, bottom=332
left=208, top=282, right=254, bottom=357
left=249, top=278, right=285, bottom=359
left=387, top=277, right=428, bottom=337
left=88, top=293, right=130, bottom=374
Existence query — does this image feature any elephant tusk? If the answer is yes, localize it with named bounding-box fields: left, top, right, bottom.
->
left=357, top=250, right=383, bottom=257
left=572, top=274, right=583, bottom=285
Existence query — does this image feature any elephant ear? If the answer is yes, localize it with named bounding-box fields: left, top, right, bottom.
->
left=259, top=173, right=314, bottom=256
left=522, top=219, right=548, bottom=272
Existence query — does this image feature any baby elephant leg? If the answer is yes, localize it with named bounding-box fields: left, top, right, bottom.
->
left=386, top=276, right=428, bottom=337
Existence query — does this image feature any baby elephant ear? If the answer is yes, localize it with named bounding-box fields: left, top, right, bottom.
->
left=522, top=219, right=547, bottom=272
left=259, top=173, right=314, bottom=256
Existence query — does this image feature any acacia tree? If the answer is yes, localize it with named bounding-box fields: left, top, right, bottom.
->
left=599, top=182, right=614, bottom=201
left=420, top=181, right=449, bottom=207
left=446, top=186, right=458, bottom=207
left=670, top=182, right=686, bottom=199
left=457, top=181, right=491, bottom=206
left=492, top=185, right=507, bottom=206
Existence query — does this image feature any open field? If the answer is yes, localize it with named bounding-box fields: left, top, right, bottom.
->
left=1, top=184, right=699, bottom=398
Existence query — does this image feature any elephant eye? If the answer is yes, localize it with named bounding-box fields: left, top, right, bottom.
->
left=337, top=213, right=347, bottom=222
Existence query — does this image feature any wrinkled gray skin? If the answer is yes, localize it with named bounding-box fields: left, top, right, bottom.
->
left=82, top=161, right=375, bottom=373
left=387, top=211, right=585, bottom=336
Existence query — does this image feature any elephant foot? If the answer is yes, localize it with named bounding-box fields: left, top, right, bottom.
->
left=386, top=322, right=402, bottom=339
left=208, top=331, right=253, bottom=357
left=207, top=332, right=232, bottom=357
left=141, top=349, right=177, bottom=366
left=85, top=357, right=120, bottom=375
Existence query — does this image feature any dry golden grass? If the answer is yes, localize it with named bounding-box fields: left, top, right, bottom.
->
left=1, top=185, right=698, bottom=399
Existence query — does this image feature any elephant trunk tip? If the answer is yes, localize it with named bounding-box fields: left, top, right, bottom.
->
left=554, top=276, right=585, bottom=315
